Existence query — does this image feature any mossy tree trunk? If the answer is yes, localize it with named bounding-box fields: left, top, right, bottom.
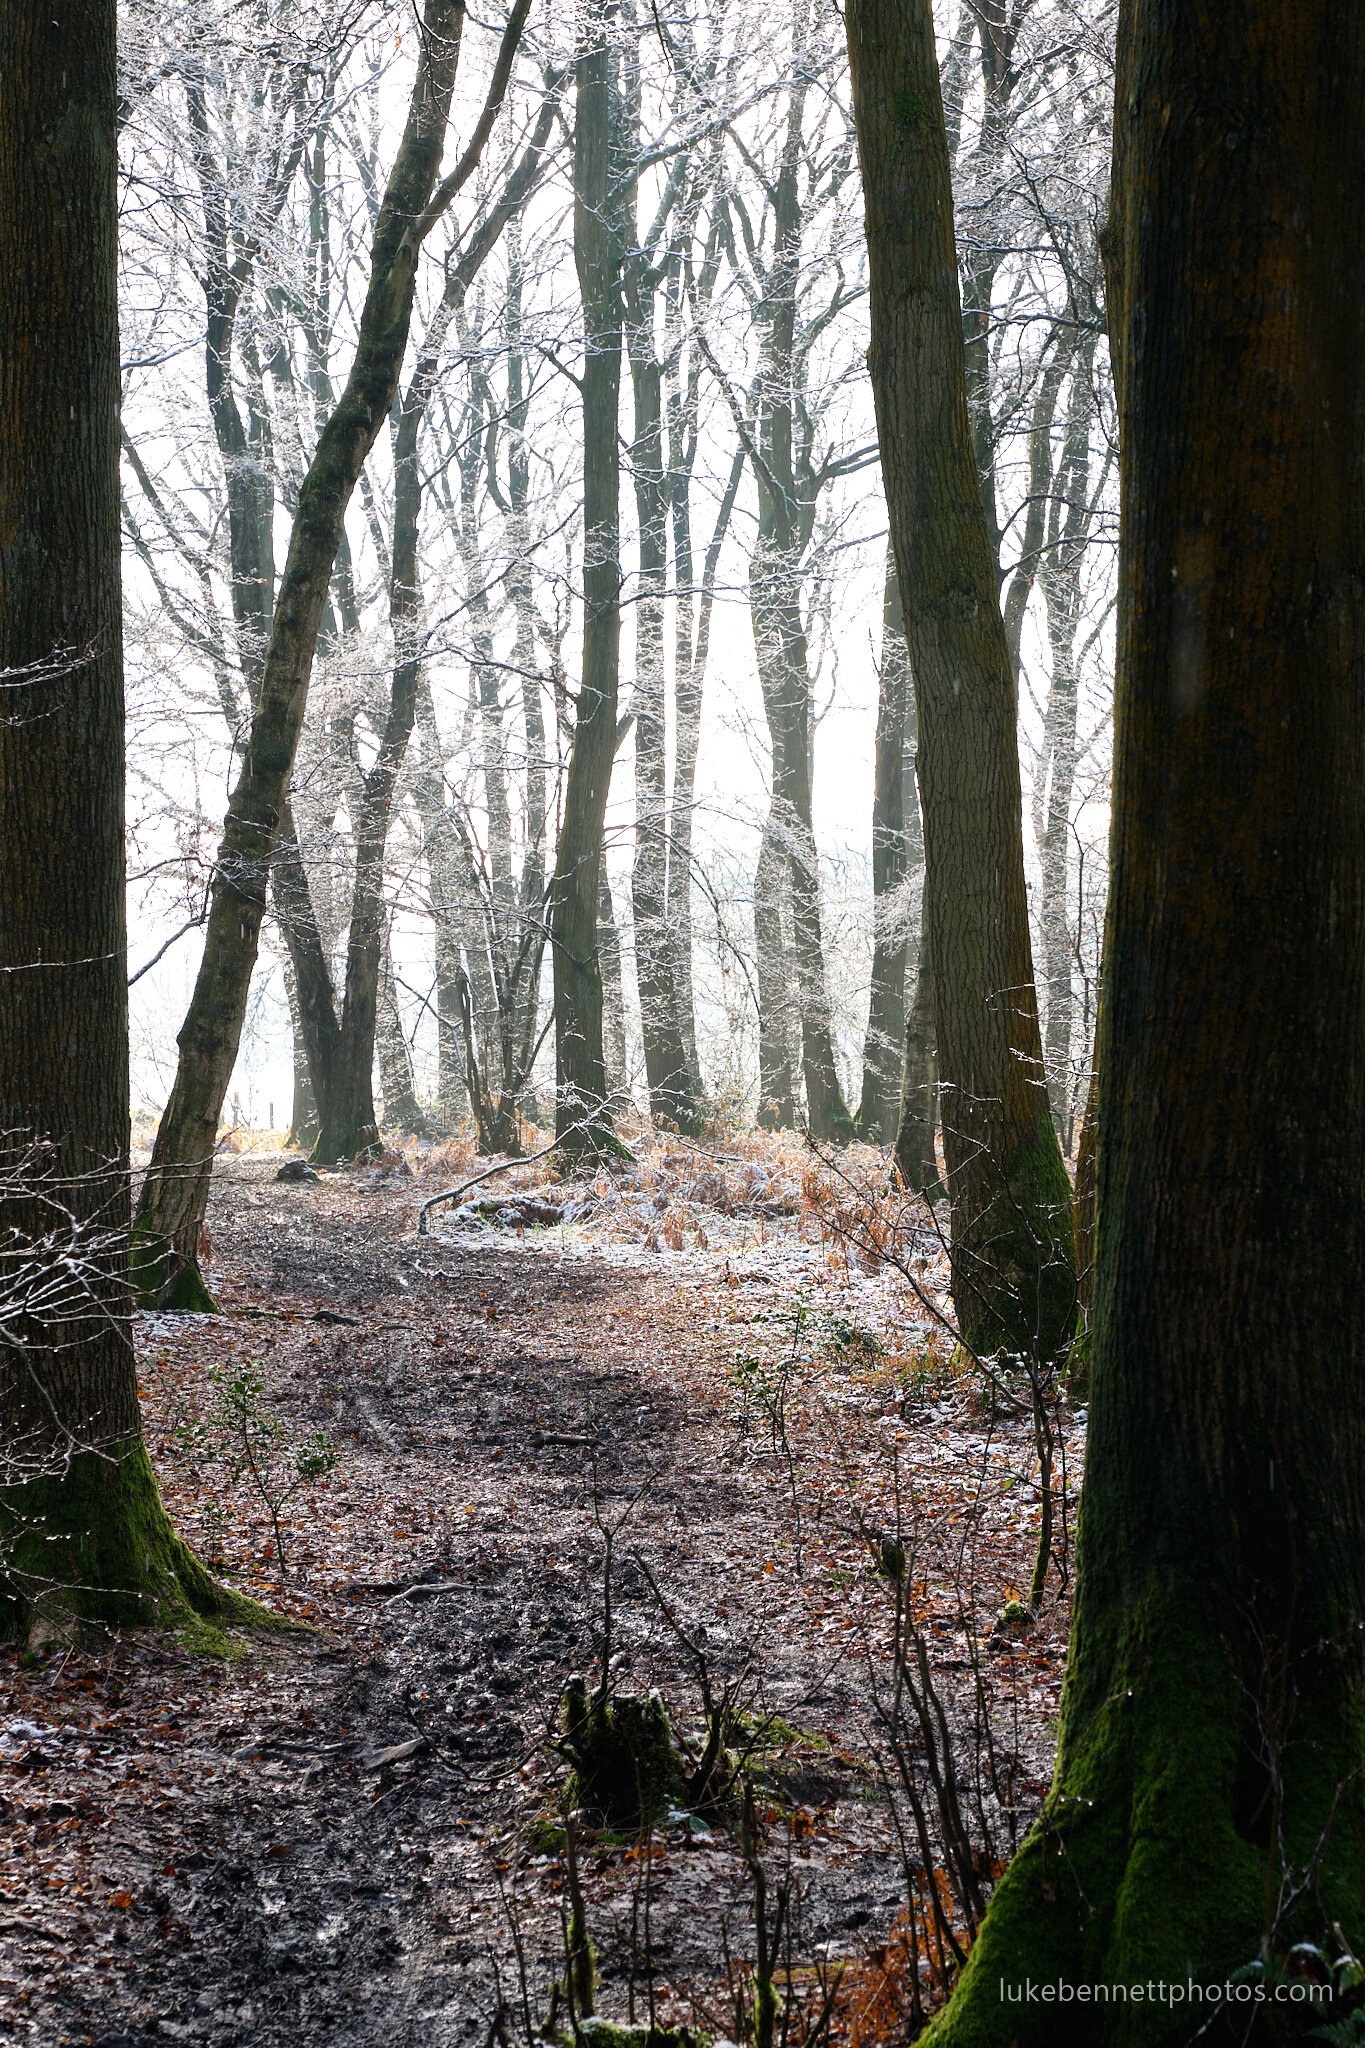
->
left=0, top=0, right=226, bottom=1632
left=924, top=2, right=1365, bottom=2037
left=847, top=0, right=1074, bottom=1363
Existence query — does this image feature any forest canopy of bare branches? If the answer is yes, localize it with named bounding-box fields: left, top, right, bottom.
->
left=117, top=0, right=1117, bottom=1160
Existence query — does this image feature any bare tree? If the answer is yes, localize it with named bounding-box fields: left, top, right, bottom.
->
left=134, top=0, right=532, bottom=1301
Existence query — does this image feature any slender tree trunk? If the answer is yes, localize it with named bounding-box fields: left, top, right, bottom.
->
left=376, top=942, right=429, bottom=1136
left=627, top=264, right=699, bottom=1131
left=666, top=364, right=703, bottom=1096
left=669, top=443, right=743, bottom=1098
left=846, top=0, right=1075, bottom=1362
left=0, top=0, right=223, bottom=1630
left=930, top=2, right=1365, bottom=2030
left=551, top=5, right=624, bottom=1161
left=136, top=0, right=517, bottom=1289
left=310, top=366, right=430, bottom=1163
left=894, top=921, right=941, bottom=1203
left=505, top=209, right=551, bottom=1122
left=272, top=804, right=342, bottom=1140
left=1070, top=1054, right=1096, bottom=1323
left=753, top=814, right=797, bottom=1130
left=307, top=46, right=552, bottom=1166
left=598, top=865, right=628, bottom=1105
left=858, top=553, right=913, bottom=1142
left=1035, top=339, right=1098, bottom=1133
left=745, top=81, right=856, bottom=1146
left=435, top=926, right=470, bottom=1133
left=283, top=963, right=318, bottom=1147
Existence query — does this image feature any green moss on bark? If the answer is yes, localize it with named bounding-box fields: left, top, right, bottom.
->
left=1, top=1437, right=254, bottom=1639
left=130, top=1227, right=219, bottom=1313
left=561, top=1680, right=684, bottom=1830
left=954, top=1106, right=1077, bottom=1365
left=926, top=1583, right=1365, bottom=2046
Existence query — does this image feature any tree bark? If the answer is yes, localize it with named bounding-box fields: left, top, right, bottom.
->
left=846, top=0, right=1075, bottom=1363
left=1034, top=338, right=1099, bottom=1137
left=669, top=440, right=743, bottom=1096
left=893, top=921, right=941, bottom=1203
left=0, top=0, right=223, bottom=1630
left=598, top=865, right=628, bottom=1105
left=929, top=1, right=1365, bottom=2031
left=626, top=239, right=700, bottom=1132
left=551, top=3, right=625, bottom=1161
left=753, top=814, right=797, bottom=1130
left=283, top=961, right=318, bottom=1147
left=376, top=942, right=430, bottom=1136
left=858, top=553, right=915, bottom=1142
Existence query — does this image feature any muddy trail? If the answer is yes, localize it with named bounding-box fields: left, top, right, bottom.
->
left=0, top=1143, right=1078, bottom=2047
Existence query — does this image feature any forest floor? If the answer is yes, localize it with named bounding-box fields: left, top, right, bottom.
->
left=0, top=1129, right=1083, bottom=2048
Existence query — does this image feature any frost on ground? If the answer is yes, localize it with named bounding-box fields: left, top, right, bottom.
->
left=0, top=1130, right=1082, bottom=2047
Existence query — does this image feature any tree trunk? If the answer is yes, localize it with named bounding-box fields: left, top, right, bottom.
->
left=135, top=0, right=492, bottom=1291
left=627, top=256, right=700, bottom=1132
left=551, top=6, right=624, bottom=1162
left=893, top=921, right=941, bottom=1203
left=283, top=962, right=318, bottom=1148
left=858, top=553, right=914, bottom=1142
left=306, top=36, right=551, bottom=1167
left=1071, top=1053, right=1097, bottom=1321
left=0, top=0, right=223, bottom=1630
left=929, top=1, right=1365, bottom=2031
left=745, top=95, right=857, bottom=1148
left=598, top=865, right=628, bottom=1107
left=753, top=814, right=797, bottom=1130
left=669, top=443, right=743, bottom=1098
left=272, top=804, right=342, bottom=1141
left=376, top=943, right=429, bottom=1136
left=846, top=0, right=1075, bottom=1363
left=1035, top=338, right=1098, bottom=1136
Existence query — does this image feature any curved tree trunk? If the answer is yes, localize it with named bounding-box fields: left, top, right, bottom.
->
left=847, top=0, right=1075, bottom=1363
left=928, top=1, right=1365, bottom=2033
left=136, top=0, right=530, bottom=1287
left=0, top=0, right=224, bottom=1631
left=309, top=42, right=554, bottom=1167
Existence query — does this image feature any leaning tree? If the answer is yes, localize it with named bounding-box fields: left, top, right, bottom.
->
left=0, top=0, right=226, bottom=1632
left=902, top=0, right=1364, bottom=2035
left=133, top=0, right=532, bottom=1302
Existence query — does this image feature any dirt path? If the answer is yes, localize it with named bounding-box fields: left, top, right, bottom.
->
left=0, top=1146, right=1078, bottom=2047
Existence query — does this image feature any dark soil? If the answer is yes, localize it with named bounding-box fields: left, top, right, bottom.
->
left=0, top=1153, right=1073, bottom=2046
